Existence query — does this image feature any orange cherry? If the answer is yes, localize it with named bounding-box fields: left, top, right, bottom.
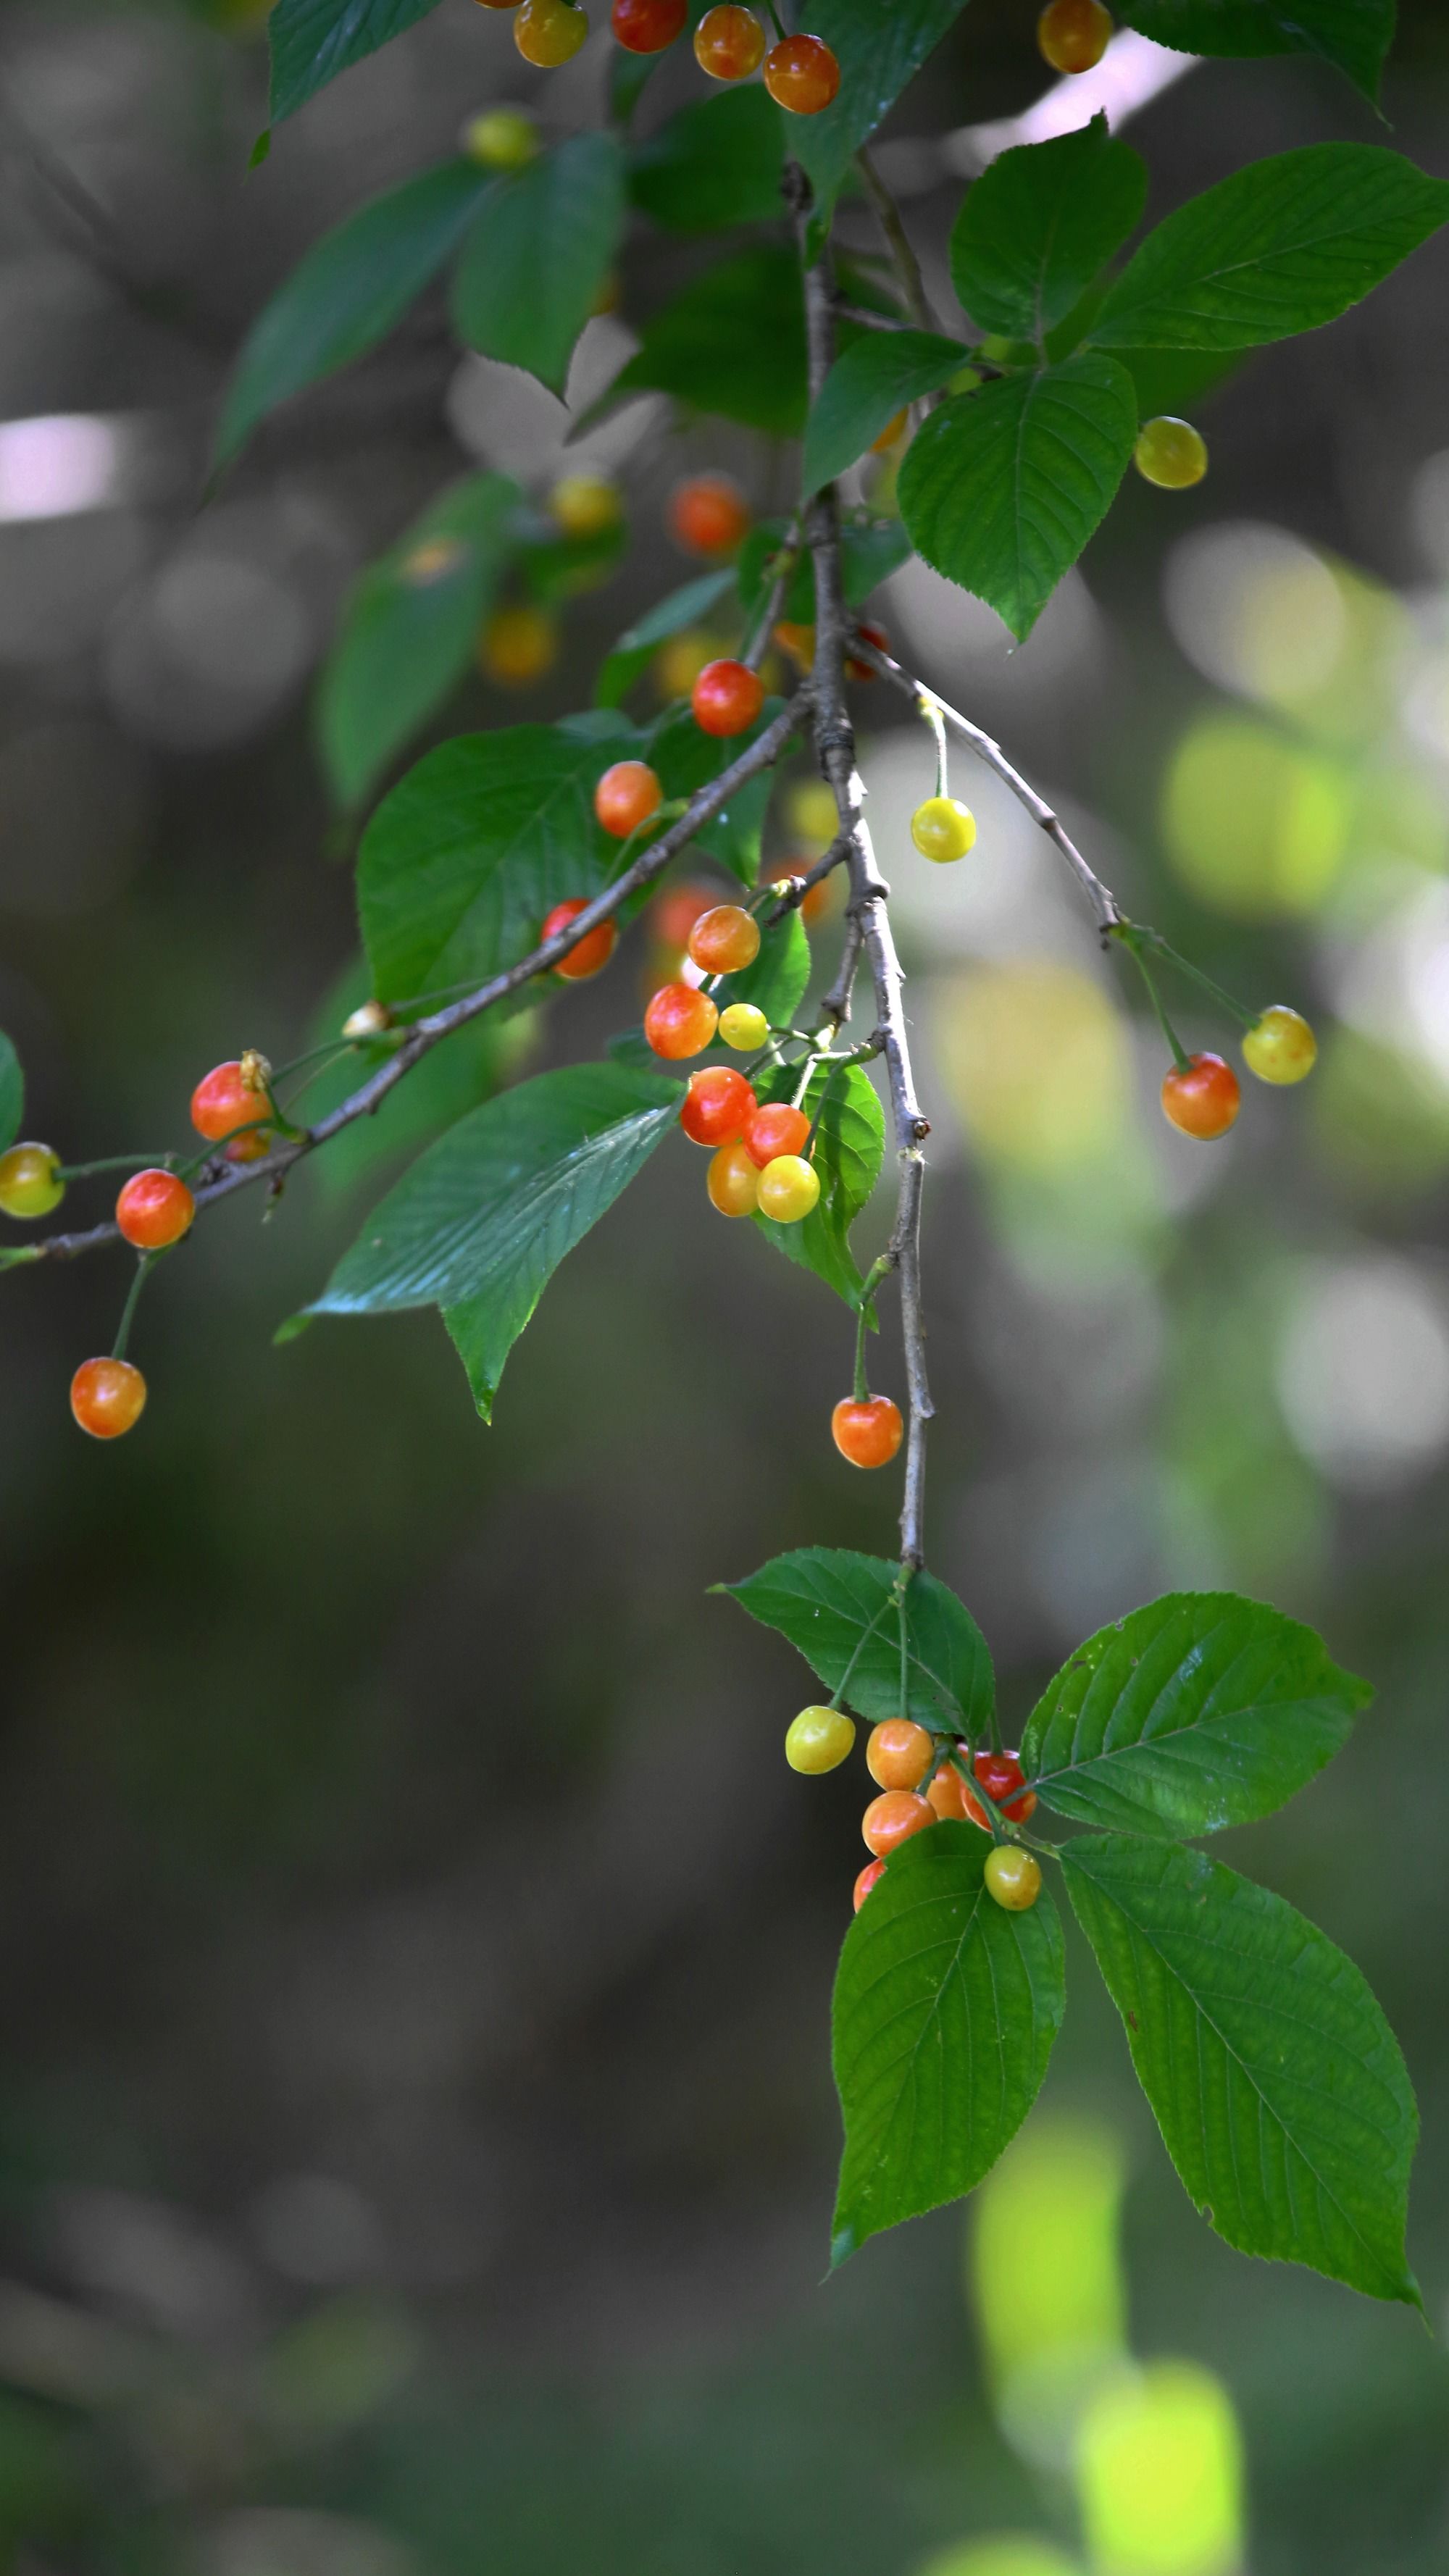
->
left=832, top=1396, right=904, bottom=1470
left=691, top=658, right=765, bottom=740
left=1161, top=1052, right=1240, bottom=1141
left=687, top=903, right=761, bottom=975
left=706, top=1139, right=760, bottom=1216
left=594, top=760, right=663, bottom=839
left=763, top=30, right=840, bottom=112
left=866, top=1718, right=934, bottom=1791
left=679, top=1066, right=756, bottom=1145
left=693, top=1, right=766, bottom=78
left=668, top=475, right=751, bottom=558
left=743, top=1100, right=810, bottom=1170
left=70, top=1356, right=146, bottom=1439
left=644, top=982, right=719, bottom=1060
left=861, top=1789, right=936, bottom=1858
left=540, top=897, right=618, bottom=981
left=114, top=1168, right=195, bottom=1252
left=853, top=1858, right=886, bottom=1912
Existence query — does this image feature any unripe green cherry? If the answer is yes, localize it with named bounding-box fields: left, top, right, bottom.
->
left=785, top=1704, right=856, bottom=1774
left=1243, top=1004, right=1316, bottom=1086
left=911, top=797, right=976, bottom=863
left=1134, top=417, right=1208, bottom=490
left=757, top=1154, right=819, bottom=1223
left=0, top=1142, right=64, bottom=1220
left=719, top=1002, right=769, bottom=1051
left=462, top=107, right=540, bottom=170
left=984, top=1846, right=1042, bottom=1911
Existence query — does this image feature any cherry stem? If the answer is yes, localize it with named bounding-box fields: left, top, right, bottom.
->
left=56, top=1154, right=177, bottom=1181
left=1127, top=945, right=1191, bottom=1072
left=111, top=1250, right=159, bottom=1362
left=918, top=693, right=949, bottom=804
left=853, top=1255, right=890, bottom=1402
left=764, top=0, right=788, bottom=38
left=1119, top=922, right=1258, bottom=1031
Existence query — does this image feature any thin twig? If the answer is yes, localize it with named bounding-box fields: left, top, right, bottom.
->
left=855, top=641, right=1125, bottom=934
left=764, top=828, right=854, bottom=924
left=788, top=162, right=935, bottom=1572
left=741, top=524, right=801, bottom=670
left=19, top=696, right=811, bottom=1268
left=854, top=148, right=938, bottom=335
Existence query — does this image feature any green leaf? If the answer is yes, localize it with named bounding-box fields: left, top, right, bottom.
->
left=1062, top=1836, right=1419, bottom=2306
left=802, top=328, right=969, bottom=497
left=898, top=354, right=1137, bottom=640
left=216, top=158, right=491, bottom=464
left=451, top=135, right=627, bottom=396
left=752, top=1056, right=884, bottom=1307
left=301, top=956, right=525, bottom=1202
left=268, top=0, right=446, bottom=123
left=735, top=511, right=910, bottom=630
left=1120, top=0, right=1396, bottom=102
left=1022, top=1592, right=1370, bottom=1840
left=317, top=473, right=519, bottom=811
left=629, top=86, right=786, bottom=233
left=309, top=1063, right=682, bottom=1418
left=594, top=569, right=735, bottom=709
left=831, top=1824, right=1066, bottom=2262
left=790, top=0, right=972, bottom=214
left=721, top=1548, right=995, bottom=1739
left=718, top=906, right=811, bottom=1032
left=1091, top=143, right=1449, bottom=352
left=646, top=701, right=780, bottom=882
left=357, top=724, right=631, bottom=1005
left=0, top=1033, right=21, bottom=1153
left=584, top=245, right=808, bottom=437
left=951, top=117, right=1148, bottom=343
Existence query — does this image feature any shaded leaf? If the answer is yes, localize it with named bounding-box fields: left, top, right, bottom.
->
left=752, top=1055, right=883, bottom=1307
left=790, top=0, right=972, bottom=214
left=451, top=135, right=627, bottom=396
left=646, top=700, right=780, bottom=882
left=832, top=1825, right=1066, bottom=2260
left=629, top=86, right=786, bottom=233
left=300, top=955, right=528, bottom=1203
left=803, top=327, right=969, bottom=496
left=357, top=724, right=632, bottom=1005
left=1121, top=0, right=1396, bottom=101
left=735, top=511, right=911, bottom=628
left=721, top=1547, right=995, bottom=1738
left=898, top=355, right=1137, bottom=639
left=309, top=1063, right=682, bottom=1418
left=217, top=158, right=491, bottom=463
left=717, top=906, right=811, bottom=1032
left=1022, top=1591, right=1371, bottom=1839
left=268, top=0, right=446, bottom=124
left=0, top=1033, right=20, bottom=1153
left=584, top=245, right=808, bottom=437
left=1063, top=1835, right=1419, bottom=2305
left=594, top=569, right=735, bottom=709
left=317, top=472, right=519, bottom=811
left=951, top=117, right=1147, bottom=341
left=1091, top=143, right=1449, bottom=351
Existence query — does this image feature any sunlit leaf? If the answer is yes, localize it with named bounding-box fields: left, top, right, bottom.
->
left=721, top=1547, right=995, bottom=1737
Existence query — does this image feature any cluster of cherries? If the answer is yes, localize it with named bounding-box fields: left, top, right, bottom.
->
left=479, top=0, right=841, bottom=112
left=0, top=1057, right=275, bottom=1440
left=786, top=1704, right=1045, bottom=1915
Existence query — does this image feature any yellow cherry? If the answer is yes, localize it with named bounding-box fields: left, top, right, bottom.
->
left=1134, top=417, right=1208, bottom=490
left=911, top=797, right=977, bottom=863
left=0, top=1143, right=64, bottom=1220
left=785, top=1705, right=856, bottom=1773
left=984, top=1847, right=1042, bottom=1911
left=1242, top=1005, right=1316, bottom=1086
left=719, top=1003, right=769, bottom=1051
left=756, top=1154, right=820, bottom=1222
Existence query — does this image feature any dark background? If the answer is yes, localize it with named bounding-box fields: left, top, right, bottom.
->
left=3, top=1, right=1449, bottom=2568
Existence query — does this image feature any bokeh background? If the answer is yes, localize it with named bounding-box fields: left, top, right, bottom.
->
left=4, top=1, right=1449, bottom=2569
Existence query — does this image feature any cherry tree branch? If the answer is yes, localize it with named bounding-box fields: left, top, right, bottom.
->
left=854, top=147, right=938, bottom=335
left=789, top=162, right=935, bottom=1573
left=17, top=696, right=811, bottom=1268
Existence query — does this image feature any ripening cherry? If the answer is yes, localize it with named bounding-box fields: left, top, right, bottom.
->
left=1037, top=0, right=1113, bottom=74
left=669, top=475, right=751, bottom=559
left=480, top=603, right=558, bottom=687
left=691, top=658, right=765, bottom=740
left=70, top=1356, right=147, bottom=1441
left=1161, top=1052, right=1240, bottom=1141
left=743, top=1100, right=809, bottom=1169
left=785, top=1704, right=856, bottom=1773
left=832, top=1396, right=904, bottom=1471
left=595, top=760, right=663, bottom=838
left=540, top=898, right=618, bottom=982
left=984, top=1846, right=1043, bottom=1912
left=514, top=0, right=590, bottom=63
left=756, top=1154, right=820, bottom=1223
left=693, top=1, right=766, bottom=78
left=462, top=107, right=540, bottom=170
left=191, top=1061, right=270, bottom=1161
left=706, top=1139, right=761, bottom=1216
left=1134, top=416, right=1208, bottom=490
left=952, top=1747, right=1038, bottom=1829
left=866, top=1718, right=934, bottom=1791
left=861, top=1789, right=935, bottom=1858
left=763, top=31, right=840, bottom=112
left=853, top=1858, right=886, bottom=1912
left=680, top=1066, right=757, bottom=1146
left=774, top=621, right=815, bottom=675
left=611, top=0, right=685, bottom=47
left=548, top=473, right=622, bottom=539
left=927, top=1765, right=970, bottom=1821
left=115, top=1168, right=195, bottom=1252
left=645, top=982, right=719, bottom=1060
left=911, top=797, right=977, bottom=863
left=0, top=1142, right=64, bottom=1221
left=1243, top=1004, right=1317, bottom=1085
left=719, top=1002, right=769, bottom=1052
left=845, top=620, right=888, bottom=682
left=688, top=903, right=761, bottom=975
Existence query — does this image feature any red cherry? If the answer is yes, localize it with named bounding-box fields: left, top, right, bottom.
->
left=743, top=1100, right=810, bottom=1169
left=644, top=982, right=719, bottom=1060
left=762, top=31, right=840, bottom=112
left=595, top=760, right=663, bottom=839
left=694, top=2, right=766, bottom=78
left=680, top=1066, right=756, bottom=1146
left=861, top=1790, right=935, bottom=1858
left=540, top=897, right=618, bottom=981
left=70, top=1356, right=146, bottom=1440
left=691, top=658, right=765, bottom=740
left=668, top=475, right=751, bottom=558
left=611, top=0, right=685, bottom=48
left=191, top=1060, right=270, bottom=1158
left=832, top=1396, right=903, bottom=1471
left=846, top=619, right=888, bottom=682
left=932, top=1747, right=1037, bottom=1829
left=1161, top=1052, right=1240, bottom=1141
left=115, top=1168, right=195, bottom=1251
left=687, top=903, right=761, bottom=975
left=853, top=1858, right=886, bottom=1912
